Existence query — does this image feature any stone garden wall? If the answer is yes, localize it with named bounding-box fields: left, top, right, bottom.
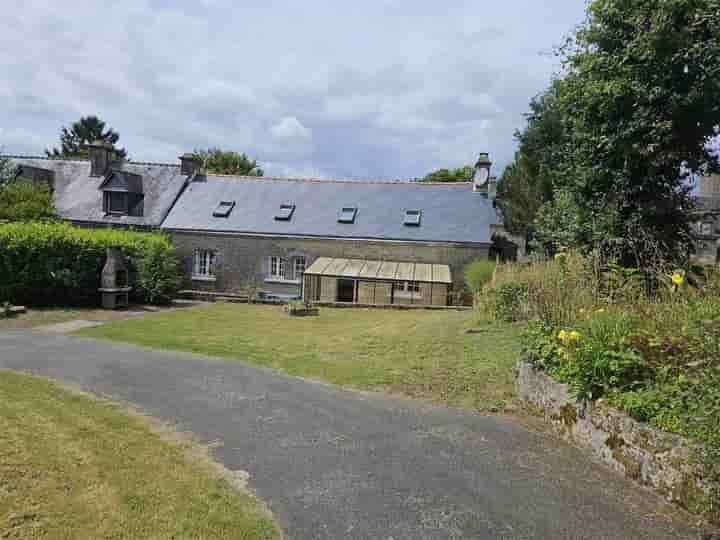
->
left=517, top=361, right=711, bottom=516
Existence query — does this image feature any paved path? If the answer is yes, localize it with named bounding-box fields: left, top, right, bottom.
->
left=0, top=331, right=703, bottom=540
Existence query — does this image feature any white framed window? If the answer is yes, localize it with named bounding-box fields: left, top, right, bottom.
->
left=269, top=256, right=286, bottom=280
left=193, top=250, right=216, bottom=280
left=293, top=257, right=306, bottom=280
left=702, top=222, right=712, bottom=235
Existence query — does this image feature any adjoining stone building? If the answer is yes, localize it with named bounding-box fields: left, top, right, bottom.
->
left=692, top=174, right=720, bottom=264
left=5, top=146, right=514, bottom=306
left=6, top=142, right=191, bottom=229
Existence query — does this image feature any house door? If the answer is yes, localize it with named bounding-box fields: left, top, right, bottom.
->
left=337, top=279, right=355, bottom=302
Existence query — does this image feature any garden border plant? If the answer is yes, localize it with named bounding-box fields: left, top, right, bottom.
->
left=489, top=251, right=720, bottom=522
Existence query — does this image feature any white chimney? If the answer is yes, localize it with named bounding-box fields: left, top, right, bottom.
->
left=473, top=153, right=492, bottom=193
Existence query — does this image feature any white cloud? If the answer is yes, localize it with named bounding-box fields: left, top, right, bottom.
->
left=1, top=0, right=587, bottom=178
left=270, top=117, right=312, bottom=141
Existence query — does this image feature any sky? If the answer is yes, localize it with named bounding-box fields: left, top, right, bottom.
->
left=0, top=1, right=588, bottom=179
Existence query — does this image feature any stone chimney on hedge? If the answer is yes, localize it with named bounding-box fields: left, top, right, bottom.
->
left=179, top=153, right=202, bottom=176
left=88, top=140, right=114, bottom=177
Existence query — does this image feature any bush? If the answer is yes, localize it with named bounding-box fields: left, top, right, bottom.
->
left=464, top=259, right=496, bottom=296
left=518, top=251, right=720, bottom=518
left=493, top=282, right=528, bottom=322
left=0, top=222, right=180, bottom=306
left=0, top=180, right=57, bottom=222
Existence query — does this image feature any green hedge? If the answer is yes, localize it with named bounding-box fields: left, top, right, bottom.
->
left=0, top=222, right=180, bottom=306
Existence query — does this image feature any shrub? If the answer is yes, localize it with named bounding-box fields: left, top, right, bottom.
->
left=134, top=241, right=181, bottom=305
left=518, top=251, right=720, bottom=517
left=0, top=180, right=57, bottom=222
left=494, top=282, right=528, bottom=322
left=464, top=259, right=496, bottom=296
left=0, top=222, right=180, bottom=306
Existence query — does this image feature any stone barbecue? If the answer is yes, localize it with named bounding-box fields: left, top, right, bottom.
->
left=99, top=248, right=132, bottom=309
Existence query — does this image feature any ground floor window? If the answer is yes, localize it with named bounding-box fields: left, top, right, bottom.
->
left=193, top=249, right=216, bottom=280
left=268, top=256, right=305, bottom=281
left=268, top=256, right=286, bottom=280
left=293, top=257, right=306, bottom=280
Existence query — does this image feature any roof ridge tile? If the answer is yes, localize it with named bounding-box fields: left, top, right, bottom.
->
left=204, top=173, right=472, bottom=186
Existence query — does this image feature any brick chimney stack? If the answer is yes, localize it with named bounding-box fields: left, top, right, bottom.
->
left=179, top=153, right=202, bottom=176
left=88, top=140, right=114, bottom=177
left=699, top=174, right=720, bottom=196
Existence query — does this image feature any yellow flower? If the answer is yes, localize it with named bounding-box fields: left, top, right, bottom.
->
left=558, top=330, right=568, bottom=341
left=596, top=308, right=606, bottom=314
left=671, top=272, right=684, bottom=286
left=569, top=330, right=581, bottom=341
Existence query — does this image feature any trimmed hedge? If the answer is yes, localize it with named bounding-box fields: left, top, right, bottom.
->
left=0, top=222, right=180, bottom=306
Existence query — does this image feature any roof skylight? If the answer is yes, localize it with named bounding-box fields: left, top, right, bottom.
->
left=338, top=206, right=357, bottom=224
left=213, top=200, right=236, bottom=218
left=275, top=204, right=295, bottom=221
left=403, top=209, right=422, bottom=226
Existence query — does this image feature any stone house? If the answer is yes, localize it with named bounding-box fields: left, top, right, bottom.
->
left=5, top=146, right=513, bottom=306
left=6, top=142, right=190, bottom=229
left=692, top=174, right=720, bottom=264
left=161, top=153, right=508, bottom=306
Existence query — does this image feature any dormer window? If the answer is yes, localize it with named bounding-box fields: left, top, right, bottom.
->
left=105, top=192, right=129, bottom=214
left=275, top=204, right=295, bottom=221
left=338, top=206, right=357, bottom=224
left=404, top=209, right=422, bottom=226
left=213, top=200, right=235, bottom=218
left=100, top=170, right=143, bottom=217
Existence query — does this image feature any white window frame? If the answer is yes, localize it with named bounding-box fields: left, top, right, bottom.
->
left=293, top=257, right=306, bottom=280
left=192, top=249, right=216, bottom=281
left=701, top=222, right=712, bottom=235
left=268, top=256, right=286, bottom=280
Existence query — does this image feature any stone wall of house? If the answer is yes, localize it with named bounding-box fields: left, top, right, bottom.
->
left=169, top=231, right=489, bottom=301
left=517, top=361, right=712, bottom=518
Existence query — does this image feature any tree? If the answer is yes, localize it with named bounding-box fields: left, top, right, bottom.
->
left=497, top=84, right=566, bottom=239
left=194, top=148, right=263, bottom=176
left=0, top=156, right=17, bottom=185
left=46, top=115, right=127, bottom=159
left=421, top=166, right=473, bottom=183
left=0, top=180, right=57, bottom=222
left=550, top=0, right=720, bottom=261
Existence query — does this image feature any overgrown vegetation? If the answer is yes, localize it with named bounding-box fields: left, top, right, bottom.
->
left=0, top=179, right=57, bottom=222
left=487, top=251, right=720, bottom=520
left=463, top=259, right=496, bottom=296
left=0, top=369, right=279, bottom=539
left=0, top=222, right=180, bottom=306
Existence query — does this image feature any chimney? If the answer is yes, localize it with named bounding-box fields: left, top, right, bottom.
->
left=488, top=176, right=497, bottom=202
left=179, top=153, right=202, bottom=176
left=473, top=152, right=492, bottom=194
left=699, top=174, right=720, bottom=196
left=88, top=140, right=114, bottom=177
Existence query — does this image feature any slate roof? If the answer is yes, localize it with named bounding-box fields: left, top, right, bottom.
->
left=6, top=156, right=188, bottom=227
left=162, top=174, right=499, bottom=244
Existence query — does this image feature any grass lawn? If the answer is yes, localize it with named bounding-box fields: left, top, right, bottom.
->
left=79, top=303, right=524, bottom=412
left=0, top=305, right=167, bottom=330
left=0, top=369, right=280, bottom=540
